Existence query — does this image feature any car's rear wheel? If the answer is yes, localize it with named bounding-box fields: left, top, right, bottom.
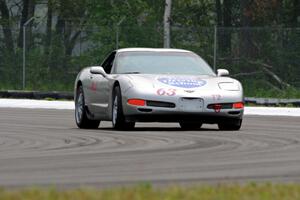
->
left=179, top=122, right=202, bottom=130
left=75, top=85, right=100, bottom=129
left=218, top=119, right=242, bottom=131
left=112, top=86, right=135, bottom=130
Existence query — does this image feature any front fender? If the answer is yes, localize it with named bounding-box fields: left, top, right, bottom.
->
left=106, top=75, right=134, bottom=120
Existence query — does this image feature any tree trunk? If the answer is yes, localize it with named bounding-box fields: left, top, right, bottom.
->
left=65, top=31, right=81, bottom=57
left=18, top=0, right=35, bottom=48
left=48, top=15, right=65, bottom=70
left=55, top=16, right=65, bottom=37
left=0, top=0, right=15, bottom=55
left=240, top=0, right=256, bottom=59
left=223, top=0, right=232, bottom=27
left=240, top=0, right=252, bottom=26
left=27, top=0, right=35, bottom=49
left=163, top=0, right=172, bottom=48
left=292, top=0, right=300, bottom=25
left=276, top=0, right=283, bottom=25
left=18, top=0, right=29, bottom=48
left=223, top=0, right=232, bottom=50
left=45, top=0, right=52, bottom=55
left=215, top=0, right=222, bottom=26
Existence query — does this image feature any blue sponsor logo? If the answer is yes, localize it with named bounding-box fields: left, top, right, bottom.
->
left=157, top=77, right=206, bottom=88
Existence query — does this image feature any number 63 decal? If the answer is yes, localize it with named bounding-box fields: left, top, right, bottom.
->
left=157, top=88, right=176, bottom=96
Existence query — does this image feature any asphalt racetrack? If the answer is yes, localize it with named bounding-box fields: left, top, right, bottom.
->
left=0, top=108, right=300, bottom=188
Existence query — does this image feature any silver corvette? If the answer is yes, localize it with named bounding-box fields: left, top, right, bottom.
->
left=74, top=48, right=244, bottom=130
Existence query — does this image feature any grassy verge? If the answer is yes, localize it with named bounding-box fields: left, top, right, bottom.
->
left=243, top=83, right=300, bottom=99
left=1, top=183, right=300, bottom=200
left=245, top=102, right=299, bottom=107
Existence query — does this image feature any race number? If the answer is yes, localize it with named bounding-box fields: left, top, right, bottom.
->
left=156, top=88, right=176, bottom=96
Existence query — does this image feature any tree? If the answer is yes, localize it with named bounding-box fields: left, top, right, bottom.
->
left=163, top=0, right=171, bottom=48
left=215, top=0, right=233, bottom=56
left=292, top=0, right=300, bottom=25
left=18, top=0, right=35, bottom=48
left=45, top=0, right=53, bottom=59
left=0, top=0, right=15, bottom=56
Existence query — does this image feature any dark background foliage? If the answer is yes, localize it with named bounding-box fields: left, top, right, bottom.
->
left=0, top=0, right=299, bottom=97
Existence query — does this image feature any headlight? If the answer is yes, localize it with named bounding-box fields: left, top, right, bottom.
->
left=218, top=82, right=240, bottom=91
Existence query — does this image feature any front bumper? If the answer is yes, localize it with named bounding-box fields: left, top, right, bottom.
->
left=122, top=86, right=244, bottom=123
left=123, top=99, right=243, bottom=123
left=125, top=112, right=243, bottom=123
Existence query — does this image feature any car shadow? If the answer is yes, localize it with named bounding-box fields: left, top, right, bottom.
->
left=98, top=127, right=218, bottom=132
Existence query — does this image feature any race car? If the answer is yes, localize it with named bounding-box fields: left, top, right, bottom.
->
left=74, top=48, right=244, bottom=130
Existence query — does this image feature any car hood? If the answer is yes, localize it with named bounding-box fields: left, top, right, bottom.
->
left=123, top=74, right=241, bottom=92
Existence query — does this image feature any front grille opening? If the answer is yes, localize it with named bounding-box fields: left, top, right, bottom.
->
left=228, top=111, right=241, bottom=115
left=138, top=108, right=153, bottom=112
left=146, top=100, right=176, bottom=108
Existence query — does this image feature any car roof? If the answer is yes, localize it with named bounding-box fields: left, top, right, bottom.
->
left=117, top=48, right=192, bottom=53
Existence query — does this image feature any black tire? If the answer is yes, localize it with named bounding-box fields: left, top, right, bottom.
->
left=112, top=86, right=135, bottom=130
left=179, top=122, right=202, bottom=130
left=75, top=85, right=100, bottom=129
left=218, top=119, right=242, bottom=131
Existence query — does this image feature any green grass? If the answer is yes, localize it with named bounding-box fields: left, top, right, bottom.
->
left=1, top=183, right=300, bottom=200
left=245, top=87, right=300, bottom=99
left=245, top=102, right=298, bottom=107
left=242, top=81, right=300, bottom=99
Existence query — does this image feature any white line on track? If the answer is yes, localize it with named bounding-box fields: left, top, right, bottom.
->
left=0, top=98, right=300, bottom=117
left=0, top=98, right=74, bottom=110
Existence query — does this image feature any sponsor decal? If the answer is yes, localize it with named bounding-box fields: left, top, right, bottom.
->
left=90, top=82, right=97, bottom=91
left=158, top=77, right=206, bottom=88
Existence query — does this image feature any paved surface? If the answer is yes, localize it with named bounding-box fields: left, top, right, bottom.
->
left=0, top=108, right=300, bottom=188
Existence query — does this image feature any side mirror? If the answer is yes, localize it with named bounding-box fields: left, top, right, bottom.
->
left=90, top=66, right=107, bottom=77
left=217, top=69, right=229, bottom=77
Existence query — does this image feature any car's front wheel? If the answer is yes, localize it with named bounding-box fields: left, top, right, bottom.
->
left=75, top=85, right=100, bottom=129
left=179, top=122, right=202, bottom=130
left=112, top=86, right=135, bottom=130
left=218, top=119, right=242, bottom=131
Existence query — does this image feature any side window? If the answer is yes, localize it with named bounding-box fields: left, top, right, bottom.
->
left=101, top=52, right=116, bottom=74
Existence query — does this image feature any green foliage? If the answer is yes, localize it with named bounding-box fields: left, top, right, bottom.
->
left=172, top=0, right=216, bottom=27
left=1, top=183, right=300, bottom=200
left=243, top=80, right=300, bottom=99
left=0, top=0, right=299, bottom=98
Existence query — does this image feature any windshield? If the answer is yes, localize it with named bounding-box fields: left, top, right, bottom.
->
left=114, top=51, right=215, bottom=76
